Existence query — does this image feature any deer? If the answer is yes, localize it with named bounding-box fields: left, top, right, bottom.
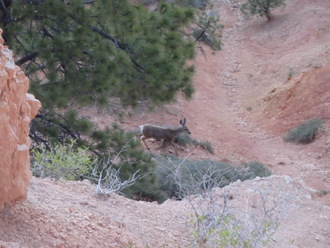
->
left=139, top=118, right=191, bottom=155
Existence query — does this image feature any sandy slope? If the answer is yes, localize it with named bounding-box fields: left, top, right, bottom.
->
left=1, top=174, right=329, bottom=248
left=1, top=0, right=330, bottom=247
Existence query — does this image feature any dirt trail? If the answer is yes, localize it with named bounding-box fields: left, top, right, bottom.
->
left=177, top=0, right=330, bottom=203
left=222, top=0, right=330, bottom=199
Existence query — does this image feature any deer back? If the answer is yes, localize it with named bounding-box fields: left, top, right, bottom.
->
left=141, top=125, right=178, bottom=140
left=140, top=118, right=190, bottom=141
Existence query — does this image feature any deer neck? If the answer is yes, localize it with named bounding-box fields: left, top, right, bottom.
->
left=171, top=127, right=184, bottom=136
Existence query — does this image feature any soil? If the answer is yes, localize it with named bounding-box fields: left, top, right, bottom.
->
left=1, top=0, right=330, bottom=247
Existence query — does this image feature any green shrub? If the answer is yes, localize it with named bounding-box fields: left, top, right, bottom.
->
left=240, top=0, right=286, bottom=22
left=239, top=161, right=272, bottom=180
left=143, top=0, right=210, bottom=9
left=192, top=139, right=215, bottom=154
left=190, top=201, right=280, bottom=247
left=173, top=132, right=193, bottom=146
left=154, top=156, right=271, bottom=199
left=92, top=154, right=167, bottom=202
left=31, top=128, right=165, bottom=202
left=173, top=133, right=215, bottom=154
left=156, top=158, right=235, bottom=199
left=31, top=140, right=93, bottom=181
left=284, top=118, right=323, bottom=144
left=317, top=190, right=330, bottom=197
left=91, top=125, right=166, bottom=202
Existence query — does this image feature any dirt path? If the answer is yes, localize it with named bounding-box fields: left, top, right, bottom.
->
left=213, top=0, right=330, bottom=203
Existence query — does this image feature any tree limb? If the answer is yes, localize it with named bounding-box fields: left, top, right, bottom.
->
left=91, top=26, right=127, bottom=50
left=0, top=0, right=12, bottom=25
left=15, top=50, right=39, bottom=66
left=195, top=20, right=210, bottom=43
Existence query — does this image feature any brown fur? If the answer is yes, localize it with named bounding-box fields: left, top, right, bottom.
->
left=139, top=118, right=191, bottom=155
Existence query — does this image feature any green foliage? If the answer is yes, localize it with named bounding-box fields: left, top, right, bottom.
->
left=6, top=0, right=196, bottom=108
left=143, top=0, right=210, bottom=9
left=240, top=0, right=286, bottom=22
left=1, top=0, right=223, bottom=154
left=284, top=118, right=323, bottom=144
left=190, top=213, right=277, bottom=247
left=216, top=215, right=242, bottom=247
left=91, top=151, right=166, bottom=202
left=287, top=68, right=294, bottom=79
left=30, top=140, right=92, bottom=181
left=154, top=156, right=271, bottom=199
left=31, top=124, right=163, bottom=202
left=191, top=140, right=215, bottom=154
left=239, top=161, right=272, bottom=181
left=142, top=0, right=221, bottom=48
left=173, top=133, right=215, bottom=154
left=2, top=0, right=201, bottom=157
left=188, top=184, right=284, bottom=247
left=89, top=124, right=165, bottom=202
left=317, top=190, right=330, bottom=197
left=192, top=10, right=223, bottom=51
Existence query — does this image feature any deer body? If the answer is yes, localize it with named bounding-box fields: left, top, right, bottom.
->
left=139, top=118, right=191, bottom=155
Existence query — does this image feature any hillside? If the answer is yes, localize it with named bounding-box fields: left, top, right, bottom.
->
left=1, top=0, right=330, bottom=247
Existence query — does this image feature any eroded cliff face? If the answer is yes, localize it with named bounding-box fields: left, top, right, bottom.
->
left=0, top=29, right=41, bottom=210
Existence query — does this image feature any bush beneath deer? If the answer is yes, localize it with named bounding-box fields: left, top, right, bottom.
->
left=173, top=133, right=215, bottom=154
left=284, top=118, right=323, bottom=144
left=30, top=140, right=271, bottom=204
left=154, top=155, right=271, bottom=200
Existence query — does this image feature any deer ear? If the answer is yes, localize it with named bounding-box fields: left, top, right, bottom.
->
left=180, top=119, right=183, bottom=125
left=182, top=118, right=186, bottom=125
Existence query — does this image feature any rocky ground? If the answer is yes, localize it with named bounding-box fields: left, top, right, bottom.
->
left=1, top=0, right=330, bottom=247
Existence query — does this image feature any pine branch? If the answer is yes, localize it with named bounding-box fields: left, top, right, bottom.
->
left=91, top=26, right=127, bottom=50
left=91, top=26, right=145, bottom=72
left=195, top=20, right=210, bottom=43
left=15, top=50, right=39, bottom=66
left=0, top=0, right=13, bottom=25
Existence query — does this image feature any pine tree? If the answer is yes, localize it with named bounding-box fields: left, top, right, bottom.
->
left=6, top=1, right=196, bottom=108
left=240, top=0, right=286, bottom=22
left=1, top=0, right=197, bottom=149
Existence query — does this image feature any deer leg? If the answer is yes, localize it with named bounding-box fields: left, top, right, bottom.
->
left=168, top=141, right=179, bottom=155
left=140, top=136, right=150, bottom=150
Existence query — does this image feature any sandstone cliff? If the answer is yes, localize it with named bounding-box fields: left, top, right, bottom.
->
left=0, top=29, right=41, bottom=210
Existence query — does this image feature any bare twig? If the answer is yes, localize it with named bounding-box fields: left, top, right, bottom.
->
left=92, top=138, right=147, bottom=196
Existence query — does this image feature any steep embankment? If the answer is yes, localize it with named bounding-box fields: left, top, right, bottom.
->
left=1, top=175, right=329, bottom=248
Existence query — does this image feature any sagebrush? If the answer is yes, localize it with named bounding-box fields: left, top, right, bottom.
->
left=154, top=155, right=271, bottom=199
left=30, top=140, right=92, bottom=181
left=284, top=118, right=323, bottom=143
left=173, top=133, right=215, bottom=154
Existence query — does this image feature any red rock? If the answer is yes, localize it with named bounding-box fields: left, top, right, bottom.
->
left=0, top=29, right=41, bottom=210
